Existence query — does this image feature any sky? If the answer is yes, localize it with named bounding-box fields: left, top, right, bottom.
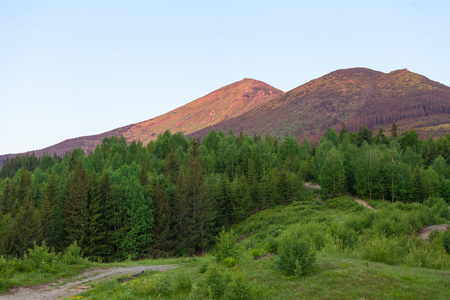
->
left=1, top=0, right=449, bottom=154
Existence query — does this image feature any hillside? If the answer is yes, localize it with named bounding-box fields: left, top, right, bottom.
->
left=0, top=79, right=282, bottom=166
left=192, top=68, right=450, bottom=142
left=2, top=67, right=450, bottom=167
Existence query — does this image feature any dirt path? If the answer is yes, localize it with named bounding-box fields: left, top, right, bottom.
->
left=303, top=183, right=377, bottom=211
left=353, top=196, right=377, bottom=212
left=0, top=264, right=177, bottom=300
left=417, top=224, right=450, bottom=239
left=304, top=182, right=321, bottom=190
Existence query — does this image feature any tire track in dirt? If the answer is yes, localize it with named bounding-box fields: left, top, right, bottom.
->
left=0, top=264, right=177, bottom=300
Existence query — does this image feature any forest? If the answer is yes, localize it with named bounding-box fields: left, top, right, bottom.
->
left=0, top=123, right=449, bottom=262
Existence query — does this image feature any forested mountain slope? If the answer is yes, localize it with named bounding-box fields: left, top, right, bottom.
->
left=192, top=68, right=450, bottom=143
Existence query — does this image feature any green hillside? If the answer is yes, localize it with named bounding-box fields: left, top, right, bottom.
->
left=76, top=196, right=450, bottom=299
left=1, top=127, right=449, bottom=298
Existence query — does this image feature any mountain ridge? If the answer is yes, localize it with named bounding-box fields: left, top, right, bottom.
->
left=191, top=68, right=450, bottom=142
left=1, top=67, right=449, bottom=166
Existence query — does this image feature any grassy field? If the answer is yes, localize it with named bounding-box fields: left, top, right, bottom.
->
left=76, top=254, right=450, bottom=299
left=76, top=196, right=450, bottom=299
left=2, top=195, right=449, bottom=299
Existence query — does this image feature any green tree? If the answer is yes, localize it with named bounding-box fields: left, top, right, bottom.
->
left=39, top=172, right=60, bottom=248
left=63, top=162, right=89, bottom=248
left=318, top=148, right=346, bottom=198
left=150, top=176, right=172, bottom=258
left=172, top=140, right=216, bottom=255
left=112, top=163, right=153, bottom=259
left=12, top=199, right=41, bottom=256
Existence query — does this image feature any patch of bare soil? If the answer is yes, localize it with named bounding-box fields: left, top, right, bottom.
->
left=304, top=182, right=321, bottom=190
left=353, top=197, right=377, bottom=212
left=417, top=224, right=450, bottom=240
left=0, top=264, right=177, bottom=300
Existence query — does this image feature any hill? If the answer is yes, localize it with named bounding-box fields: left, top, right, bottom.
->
left=2, top=67, right=450, bottom=166
left=0, top=79, right=282, bottom=166
left=192, top=68, right=450, bottom=142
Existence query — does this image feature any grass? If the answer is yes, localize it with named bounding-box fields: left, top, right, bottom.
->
left=77, top=254, right=450, bottom=299
left=3, top=196, right=449, bottom=299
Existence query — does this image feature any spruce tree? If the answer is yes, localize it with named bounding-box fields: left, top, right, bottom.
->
left=64, top=162, right=89, bottom=249
left=12, top=199, right=41, bottom=256
left=39, top=172, right=60, bottom=248
left=150, top=177, right=172, bottom=258
left=84, top=174, right=104, bottom=261
left=172, top=139, right=216, bottom=255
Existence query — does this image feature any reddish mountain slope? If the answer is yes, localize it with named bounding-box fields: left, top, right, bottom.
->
left=0, top=79, right=282, bottom=166
left=191, top=68, right=450, bottom=142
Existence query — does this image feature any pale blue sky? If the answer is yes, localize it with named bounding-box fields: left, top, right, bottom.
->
left=1, top=0, right=449, bottom=154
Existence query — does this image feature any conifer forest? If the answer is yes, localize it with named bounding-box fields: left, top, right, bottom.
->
left=1, top=125, right=450, bottom=261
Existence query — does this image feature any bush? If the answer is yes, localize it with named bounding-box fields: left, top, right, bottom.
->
left=223, top=257, right=238, bottom=267
left=205, top=265, right=231, bottom=298
left=62, top=241, right=84, bottom=265
left=250, top=248, right=262, bottom=259
left=224, top=272, right=263, bottom=300
left=443, top=229, right=450, bottom=254
left=175, top=273, right=192, bottom=294
left=24, top=242, right=58, bottom=273
left=277, top=231, right=316, bottom=276
left=198, top=262, right=208, bottom=274
left=264, top=236, right=279, bottom=254
left=214, top=229, right=240, bottom=264
left=361, top=234, right=402, bottom=265
left=335, top=225, right=359, bottom=249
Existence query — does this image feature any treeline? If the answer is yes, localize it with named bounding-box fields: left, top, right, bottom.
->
left=0, top=126, right=449, bottom=262
left=314, top=124, right=450, bottom=202
left=0, top=130, right=304, bottom=261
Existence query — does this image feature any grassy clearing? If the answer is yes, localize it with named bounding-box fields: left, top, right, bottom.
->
left=3, top=196, right=449, bottom=299
left=78, top=254, right=450, bottom=299
left=77, top=196, right=450, bottom=299
left=0, top=242, right=94, bottom=293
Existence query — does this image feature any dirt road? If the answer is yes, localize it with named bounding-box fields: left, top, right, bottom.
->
left=0, top=264, right=177, bottom=300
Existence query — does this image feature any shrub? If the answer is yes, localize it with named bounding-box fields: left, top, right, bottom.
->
left=24, top=242, right=58, bottom=273
left=443, top=229, right=450, bottom=254
left=223, top=257, right=238, bottom=268
left=250, top=248, right=262, bottom=259
left=277, top=231, right=316, bottom=276
left=264, top=236, right=279, bottom=254
left=214, top=229, right=240, bottom=264
left=205, top=265, right=231, bottom=298
left=62, top=241, right=84, bottom=265
left=361, top=234, right=402, bottom=265
left=175, top=273, right=192, bottom=294
left=224, top=272, right=263, bottom=300
left=198, top=262, right=208, bottom=274
left=335, top=225, right=359, bottom=249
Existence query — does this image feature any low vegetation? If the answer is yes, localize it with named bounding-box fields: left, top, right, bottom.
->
left=0, top=127, right=449, bottom=298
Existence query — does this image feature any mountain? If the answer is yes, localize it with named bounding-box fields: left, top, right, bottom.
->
left=1, top=68, right=449, bottom=167
left=0, top=78, right=282, bottom=166
left=191, top=68, right=450, bottom=142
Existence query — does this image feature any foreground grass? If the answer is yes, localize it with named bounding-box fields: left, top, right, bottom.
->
left=0, top=261, right=93, bottom=294
left=77, top=254, right=450, bottom=299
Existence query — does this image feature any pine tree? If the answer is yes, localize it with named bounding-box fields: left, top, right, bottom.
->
left=84, top=174, right=105, bottom=261
left=338, top=123, right=347, bottom=144
left=390, top=122, right=398, bottom=139
left=64, top=162, right=89, bottom=249
left=172, top=139, right=216, bottom=255
left=98, top=170, right=114, bottom=259
left=150, top=177, right=172, bottom=258
left=39, top=172, right=60, bottom=248
left=12, top=199, right=41, bottom=256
